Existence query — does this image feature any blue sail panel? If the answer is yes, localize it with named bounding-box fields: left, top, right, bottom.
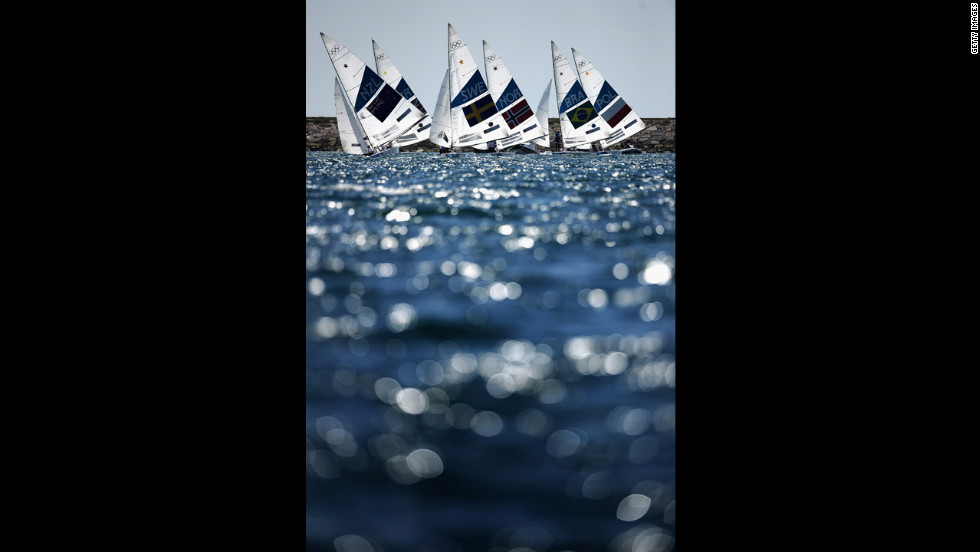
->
left=493, top=79, right=525, bottom=111
left=592, top=81, right=619, bottom=114
left=354, top=66, right=387, bottom=112
left=451, top=71, right=489, bottom=108
left=558, top=81, right=589, bottom=114
left=395, top=78, right=415, bottom=100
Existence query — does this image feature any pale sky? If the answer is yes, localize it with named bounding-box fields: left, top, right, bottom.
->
left=306, top=0, right=675, bottom=118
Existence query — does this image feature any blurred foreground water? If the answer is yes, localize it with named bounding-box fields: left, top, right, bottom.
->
left=306, top=151, right=675, bottom=552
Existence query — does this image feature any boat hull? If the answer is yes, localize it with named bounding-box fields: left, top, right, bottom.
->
left=367, top=145, right=400, bottom=158
left=554, top=147, right=643, bottom=155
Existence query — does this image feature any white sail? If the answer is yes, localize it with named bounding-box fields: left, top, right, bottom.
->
left=320, top=33, right=424, bottom=150
left=428, top=68, right=454, bottom=149
left=532, top=79, right=552, bottom=149
left=551, top=41, right=607, bottom=150
left=335, top=77, right=368, bottom=154
left=446, top=23, right=510, bottom=149
left=372, top=39, right=432, bottom=147
left=481, top=40, right=546, bottom=150
left=571, top=48, right=646, bottom=148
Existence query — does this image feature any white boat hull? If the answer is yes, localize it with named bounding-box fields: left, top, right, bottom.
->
left=367, top=145, right=399, bottom=158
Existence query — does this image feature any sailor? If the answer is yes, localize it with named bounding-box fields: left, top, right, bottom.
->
left=554, top=131, right=561, bottom=151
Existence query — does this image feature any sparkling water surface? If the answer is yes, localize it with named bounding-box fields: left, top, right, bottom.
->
left=306, top=151, right=676, bottom=552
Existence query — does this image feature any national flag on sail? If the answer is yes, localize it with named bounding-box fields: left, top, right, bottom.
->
left=365, top=84, right=403, bottom=121
left=600, top=97, right=632, bottom=128
left=462, top=95, right=498, bottom=126
left=502, top=99, right=532, bottom=129
left=567, top=101, right=597, bottom=128
left=411, top=97, right=427, bottom=115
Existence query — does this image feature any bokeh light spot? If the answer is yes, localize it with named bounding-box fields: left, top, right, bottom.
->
left=405, top=448, right=444, bottom=479
left=395, top=387, right=428, bottom=415
left=616, top=493, right=652, bottom=521
left=386, top=303, right=416, bottom=333
left=639, top=259, right=672, bottom=285
left=470, top=410, right=503, bottom=437
left=308, top=277, right=325, bottom=296
left=546, top=428, right=587, bottom=458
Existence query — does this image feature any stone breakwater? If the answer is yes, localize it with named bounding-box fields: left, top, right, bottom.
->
left=306, top=117, right=675, bottom=153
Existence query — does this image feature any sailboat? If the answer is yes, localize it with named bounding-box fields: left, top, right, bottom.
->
left=551, top=41, right=605, bottom=153
left=428, top=24, right=512, bottom=153
left=334, top=77, right=368, bottom=155
left=472, top=39, right=546, bottom=153
left=371, top=39, right=432, bottom=148
left=530, top=80, right=552, bottom=153
left=429, top=68, right=456, bottom=154
left=572, top=48, right=645, bottom=153
left=496, top=79, right=552, bottom=154
left=320, top=32, right=425, bottom=157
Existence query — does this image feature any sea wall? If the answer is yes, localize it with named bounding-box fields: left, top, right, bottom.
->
left=306, top=117, right=675, bottom=153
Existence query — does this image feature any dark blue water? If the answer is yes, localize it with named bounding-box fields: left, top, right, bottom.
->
left=306, top=151, right=675, bottom=552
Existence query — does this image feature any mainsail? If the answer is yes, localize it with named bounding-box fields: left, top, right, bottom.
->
left=429, top=68, right=454, bottom=148
left=320, top=33, right=424, bottom=151
left=444, top=23, right=511, bottom=149
left=571, top=48, right=646, bottom=148
left=482, top=40, right=545, bottom=150
left=551, top=41, right=607, bottom=150
left=334, top=77, right=368, bottom=155
left=371, top=39, right=432, bottom=147
left=532, top=80, right=552, bottom=149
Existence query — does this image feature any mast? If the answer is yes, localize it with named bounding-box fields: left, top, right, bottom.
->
left=448, top=23, right=457, bottom=151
